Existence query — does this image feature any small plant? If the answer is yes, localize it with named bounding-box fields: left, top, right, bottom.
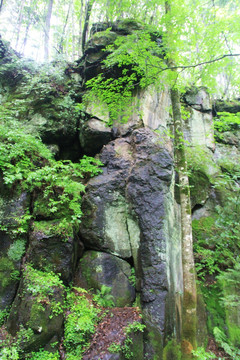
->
left=128, top=268, right=136, bottom=287
left=192, top=347, right=216, bottom=359
left=28, top=349, right=60, bottom=360
left=93, top=285, right=115, bottom=307
left=214, top=112, right=240, bottom=133
left=64, top=288, right=100, bottom=359
left=213, top=327, right=240, bottom=360
left=0, top=308, right=10, bottom=326
left=7, top=240, right=26, bottom=262
left=0, top=346, right=19, bottom=360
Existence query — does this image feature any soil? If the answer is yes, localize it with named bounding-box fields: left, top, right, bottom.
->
left=82, top=306, right=142, bottom=360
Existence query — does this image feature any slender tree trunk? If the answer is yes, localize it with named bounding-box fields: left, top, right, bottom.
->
left=82, top=0, right=94, bottom=54
left=21, top=21, right=31, bottom=55
left=58, top=1, right=72, bottom=54
left=15, top=0, right=25, bottom=51
left=171, top=88, right=197, bottom=358
left=77, top=0, right=84, bottom=57
left=0, top=0, right=4, bottom=13
left=165, top=1, right=197, bottom=358
left=44, top=0, right=54, bottom=61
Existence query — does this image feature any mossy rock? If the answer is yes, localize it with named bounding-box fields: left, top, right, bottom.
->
left=163, top=339, right=181, bottom=360
left=75, top=250, right=135, bottom=307
left=27, top=221, right=77, bottom=283
left=7, top=268, right=65, bottom=351
left=189, top=170, right=211, bottom=209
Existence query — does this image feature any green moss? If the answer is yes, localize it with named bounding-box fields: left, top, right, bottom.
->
left=0, top=257, right=15, bottom=288
left=147, top=327, right=163, bottom=359
left=33, top=220, right=74, bottom=241
left=182, top=291, right=197, bottom=350
left=163, top=339, right=181, bottom=360
left=28, top=303, right=48, bottom=333
left=201, top=284, right=226, bottom=335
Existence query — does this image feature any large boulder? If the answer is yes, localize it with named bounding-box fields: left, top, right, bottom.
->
left=26, top=221, right=79, bottom=284
left=80, top=127, right=182, bottom=357
left=7, top=265, right=65, bottom=351
left=79, top=117, right=112, bottom=155
left=75, top=251, right=135, bottom=307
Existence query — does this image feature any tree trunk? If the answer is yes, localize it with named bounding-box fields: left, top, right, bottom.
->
left=0, top=0, right=4, bottom=13
left=58, top=1, right=71, bottom=54
left=44, top=0, right=54, bottom=61
left=81, top=0, right=94, bottom=54
left=15, top=0, right=25, bottom=51
left=77, top=0, right=84, bottom=57
left=171, top=87, right=197, bottom=358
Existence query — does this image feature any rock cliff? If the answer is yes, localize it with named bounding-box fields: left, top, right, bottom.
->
left=0, top=21, right=239, bottom=360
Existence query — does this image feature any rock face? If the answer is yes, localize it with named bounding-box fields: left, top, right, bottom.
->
left=1, top=22, right=240, bottom=360
left=79, top=128, right=182, bottom=357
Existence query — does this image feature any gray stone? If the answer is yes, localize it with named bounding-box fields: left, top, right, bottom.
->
left=27, top=221, right=79, bottom=284
left=75, top=251, right=135, bottom=307
left=79, top=117, right=112, bottom=154
left=80, top=128, right=182, bottom=356
left=184, top=87, right=212, bottom=112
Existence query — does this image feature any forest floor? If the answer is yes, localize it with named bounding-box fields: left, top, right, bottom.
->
left=207, top=337, right=231, bottom=359
left=82, top=306, right=142, bottom=360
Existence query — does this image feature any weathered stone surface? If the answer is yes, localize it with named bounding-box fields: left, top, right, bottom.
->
left=215, top=130, right=240, bottom=147
left=184, top=87, right=212, bottom=112
left=79, top=117, right=112, bottom=154
left=80, top=127, right=182, bottom=357
left=80, top=136, right=139, bottom=259
left=27, top=221, right=79, bottom=284
left=75, top=250, right=135, bottom=306
left=183, top=108, right=215, bottom=150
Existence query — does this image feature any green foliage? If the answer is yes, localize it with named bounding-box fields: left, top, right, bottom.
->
left=128, top=268, right=136, bottom=287
left=93, top=285, right=115, bottom=307
left=218, top=264, right=240, bottom=308
left=7, top=240, right=26, bottom=262
left=24, top=265, right=65, bottom=319
left=28, top=349, right=60, bottom=360
left=193, top=192, right=240, bottom=279
left=213, top=327, right=240, bottom=360
left=85, top=28, right=164, bottom=124
left=25, top=265, right=64, bottom=297
left=191, top=347, right=215, bottom=359
left=0, top=123, right=102, bottom=231
left=26, top=155, right=102, bottom=228
left=0, top=308, right=10, bottom=327
left=64, top=288, right=100, bottom=359
left=0, top=346, right=19, bottom=360
left=0, top=124, right=52, bottom=186
left=214, top=112, right=240, bottom=133
left=0, top=257, right=18, bottom=288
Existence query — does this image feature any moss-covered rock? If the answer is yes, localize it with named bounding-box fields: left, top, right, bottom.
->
left=27, top=221, right=78, bottom=283
left=75, top=251, right=135, bottom=307
left=7, top=266, right=65, bottom=352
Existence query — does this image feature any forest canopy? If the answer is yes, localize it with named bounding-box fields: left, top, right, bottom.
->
left=0, top=0, right=239, bottom=98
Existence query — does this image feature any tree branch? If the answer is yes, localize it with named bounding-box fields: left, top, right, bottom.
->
left=161, top=53, right=240, bottom=72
